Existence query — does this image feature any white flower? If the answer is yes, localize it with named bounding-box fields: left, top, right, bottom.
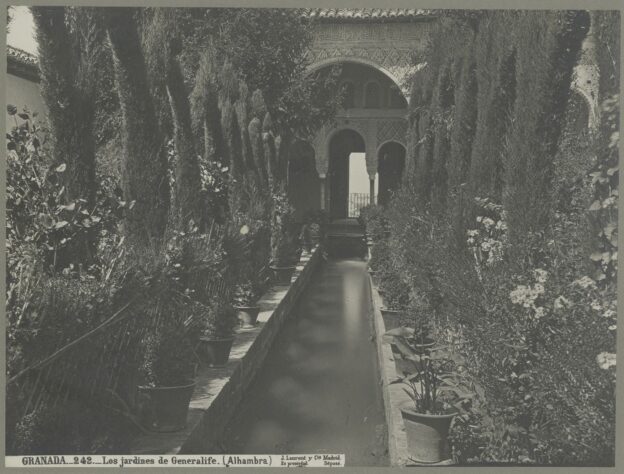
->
left=554, top=296, right=571, bottom=311
left=534, top=307, right=546, bottom=319
left=510, top=285, right=539, bottom=308
left=510, top=285, right=530, bottom=305
left=596, top=352, right=616, bottom=370
left=240, top=224, right=250, bottom=235
left=482, top=217, right=495, bottom=229
left=602, top=309, right=617, bottom=319
left=533, top=283, right=545, bottom=295
left=591, top=300, right=602, bottom=311
left=533, top=268, right=548, bottom=283
left=476, top=216, right=483, bottom=223
left=573, top=276, right=597, bottom=289
left=608, top=325, right=616, bottom=331
left=467, top=229, right=478, bottom=237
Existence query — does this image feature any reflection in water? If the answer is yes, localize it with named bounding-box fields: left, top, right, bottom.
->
left=223, top=259, right=388, bottom=466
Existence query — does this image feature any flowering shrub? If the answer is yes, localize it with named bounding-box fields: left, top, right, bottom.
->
left=467, top=197, right=508, bottom=270
left=380, top=169, right=616, bottom=465
left=450, top=191, right=617, bottom=465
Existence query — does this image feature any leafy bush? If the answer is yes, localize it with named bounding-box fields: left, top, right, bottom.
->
left=201, top=298, right=237, bottom=339
left=6, top=110, right=120, bottom=274
left=360, top=204, right=387, bottom=241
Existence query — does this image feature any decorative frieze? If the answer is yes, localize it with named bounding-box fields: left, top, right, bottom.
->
left=313, top=22, right=431, bottom=44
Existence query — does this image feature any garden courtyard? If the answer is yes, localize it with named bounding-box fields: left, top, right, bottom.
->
left=5, top=6, right=618, bottom=467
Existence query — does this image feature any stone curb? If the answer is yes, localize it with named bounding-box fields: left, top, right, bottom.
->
left=368, top=274, right=411, bottom=467
left=368, top=273, right=455, bottom=467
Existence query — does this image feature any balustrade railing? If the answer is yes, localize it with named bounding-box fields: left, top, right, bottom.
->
left=348, top=192, right=373, bottom=218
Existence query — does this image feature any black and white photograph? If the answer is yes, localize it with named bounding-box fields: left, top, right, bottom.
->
left=4, top=2, right=620, bottom=468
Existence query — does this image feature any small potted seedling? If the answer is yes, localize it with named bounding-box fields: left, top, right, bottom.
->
left=233, top=281, right=261, bottom=329
left=197, top=299, right=237, bottom=367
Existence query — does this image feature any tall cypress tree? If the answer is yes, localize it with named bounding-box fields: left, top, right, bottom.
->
left=144, top=8, right=202, bottom=231
left=102, top=7, right=169, bottom=248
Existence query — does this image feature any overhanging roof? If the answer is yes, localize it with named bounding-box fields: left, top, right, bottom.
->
left=7, top=45, right=39, bottom=82
left=303, top=9, right=435, bottom=22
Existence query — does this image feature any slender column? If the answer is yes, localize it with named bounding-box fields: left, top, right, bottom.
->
left=319, top=174, right=327, bottom=210
left=369, top=176, right=375, bottom=205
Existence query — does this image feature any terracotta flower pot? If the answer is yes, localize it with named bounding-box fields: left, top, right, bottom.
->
left=270, top=265, right=296, bottom=285
left=380, top=308, right=401, bottom=330
left=137, top=381, right=196, bottom=433
left=235, top=305, right=260, bottom=329
left=197, top=336, right=235, bottom=367
left=400, top=401, right=456, bottom=464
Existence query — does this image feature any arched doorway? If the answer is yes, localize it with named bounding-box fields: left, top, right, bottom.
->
left=329, top=129, right=365, bottom=219
left=377, top=142, right=405, bottom=206
left=288, top=140, right=320, bottom=222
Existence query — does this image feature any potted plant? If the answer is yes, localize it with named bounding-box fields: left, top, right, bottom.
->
left=308, top=209, right=329, bottom=246
left=137, top=306, right=197, bottom=433
left=386, top=330, right=460, bottom=464
left=379, top=272, right=409, bottom=331
left=233, top=281, right=261, bottom=329
left=197, top=298, right=237, bottom=367
left=299, top=219, right=313, bottom=254
left=269, top=194, right=299, bottom=285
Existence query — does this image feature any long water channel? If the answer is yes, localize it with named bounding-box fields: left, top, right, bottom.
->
left=222, top=258, right=388, bottom=466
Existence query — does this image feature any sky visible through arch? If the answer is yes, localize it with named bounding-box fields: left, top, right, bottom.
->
left=349, top=153, right=378, bottom=196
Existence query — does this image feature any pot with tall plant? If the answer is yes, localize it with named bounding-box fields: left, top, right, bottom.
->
left=269, top=192, right=299, bottom=285
left=197, top=298, right=237, bottom=367
left=137, top=297, right=198, bottom=433
left=386, top=327, right=462, bottom=464
left=378, top=271, right=409, bottom=331
left=307, top=209, right=328, bottom=247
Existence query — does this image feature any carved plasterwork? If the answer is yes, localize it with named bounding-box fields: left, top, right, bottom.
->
left=313, top=22, right=431, bottom=44
left=307, top=21, right=432, bottom=93
left=377, top=119, right=408, bottom=146
left=307, top=47, right=415, bottom=88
